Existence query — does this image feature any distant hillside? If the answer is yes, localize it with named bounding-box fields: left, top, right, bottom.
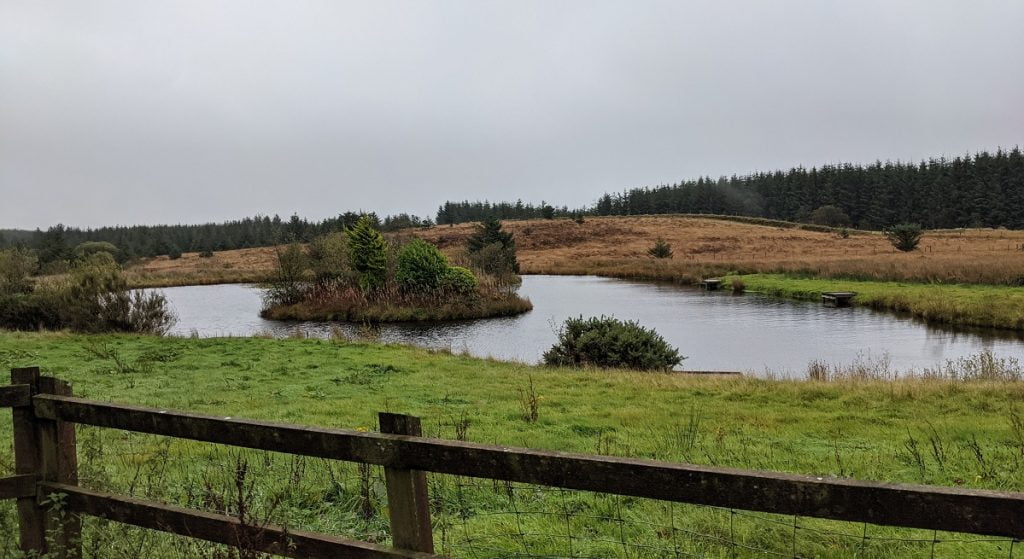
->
left=125, top=215, right=1024, bottom=289
left=6, top=147, right=1022, bottom=260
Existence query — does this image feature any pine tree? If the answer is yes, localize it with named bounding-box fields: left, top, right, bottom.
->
left=346, top=215, right=389, bottom=291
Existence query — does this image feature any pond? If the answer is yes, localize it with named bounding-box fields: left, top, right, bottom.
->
left=160, top=275, right=1024, bottom=375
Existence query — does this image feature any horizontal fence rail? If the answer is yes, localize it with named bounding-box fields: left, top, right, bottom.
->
left=5, top=369, right=1024, bottom=559
left=0, top=384, right=30, bottom=408
left=0, top=474, right=36, bottom=500
left=30, top=393, right=1024, bottom=540
left=37, top=482, right=434, bottom=559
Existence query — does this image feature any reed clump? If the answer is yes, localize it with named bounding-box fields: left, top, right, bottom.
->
left=804, top=349, right=1022, bottom=383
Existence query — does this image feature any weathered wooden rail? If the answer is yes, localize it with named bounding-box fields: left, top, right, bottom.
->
left=2, top=366, right=1023, bottom=558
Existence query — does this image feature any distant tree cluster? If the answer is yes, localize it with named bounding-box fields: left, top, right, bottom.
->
left=0, top=211, right=434, bottom=266
left=590, top=149, right=1024, bottom=230
left=436, top=200, right=573, bottom=225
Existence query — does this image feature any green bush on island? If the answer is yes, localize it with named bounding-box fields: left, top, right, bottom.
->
left=261, top=216, right=531, bottom=322
left=466, top=217, right=519, bottom=276
left=543, top=315, right=683, bottom=371
left=307, top=232, right=352, bottom=287
left=347, top=216, right=389, bottom=291
left=441, top=266, right=478, bottom=295
left=396, top=239, right=449, bottom=292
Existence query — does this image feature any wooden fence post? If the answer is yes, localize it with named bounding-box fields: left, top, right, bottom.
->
left=379, top=412, right=434, bottom=554
left=10, top=368, right=82, bottom=559
left=11, top=367, right=44, bottom=554
left=38, top=376, right=82, bottom=558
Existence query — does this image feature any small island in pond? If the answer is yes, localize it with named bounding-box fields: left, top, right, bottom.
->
left=260, top=216, right=532, bottom=322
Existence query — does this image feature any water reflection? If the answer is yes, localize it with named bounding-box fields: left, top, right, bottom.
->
left=160, top=276, right=1024, bottom=376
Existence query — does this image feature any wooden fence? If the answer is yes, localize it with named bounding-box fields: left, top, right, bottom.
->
left=2, top=366, right=1023, bottom=558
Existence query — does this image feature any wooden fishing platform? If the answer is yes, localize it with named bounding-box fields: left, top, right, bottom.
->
left=699, top=278, right=723, bottom=291
left=822, top=291, right=857, bottom=307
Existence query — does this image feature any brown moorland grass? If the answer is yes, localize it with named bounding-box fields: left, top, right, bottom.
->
left=419, top=216, right=1024, bottom=285
left=125, top=246, right=279, bottom=287
left=123, top=215, right=1024, bottom=287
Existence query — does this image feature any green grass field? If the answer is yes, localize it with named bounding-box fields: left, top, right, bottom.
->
left=1, top=332, right=1022, bottom=557
left=734, top=274, right=1024, bottom=331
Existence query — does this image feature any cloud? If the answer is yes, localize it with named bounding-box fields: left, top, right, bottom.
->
left=2, top=0, right=1022, bottom=228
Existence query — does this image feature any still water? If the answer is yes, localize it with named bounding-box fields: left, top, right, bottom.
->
left=161, top=275, right=1024, bottom=375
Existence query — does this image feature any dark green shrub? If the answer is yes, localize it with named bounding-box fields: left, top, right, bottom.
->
left=469, top=242, right=519, bottom=280
left=441, top=266, right=478, bottom=295
left=0, top=252, right=176, bottom=334
left=167, top=244, right=182, bottom=260
left=647, top=238, right=673, bottom=259
left=0, top=291, right=62, bottom=330
left=543, top=316, right=683, bottom=371
left=61, top=252, right=127, bottom=331
left=199, top=250, right=215, bottom=258
left=265, top=243, right=308, bottom=306
left=307, top=232, right=352, bottom=286
left=808, top=205, right=852, bottom=227
left=73, top=241, right=119, bottom=261
left=396, top=239, right=449, bottom=292
left=467, top=218, right=519, bottom=275
left=346, top=216, right=389, bottom=291
left=885, top=223, right=923, bottom=252
left=0, top=248, right=37, bottom=295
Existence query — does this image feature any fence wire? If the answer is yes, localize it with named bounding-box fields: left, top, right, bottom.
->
left=0, top=427, right=1020, bottom=559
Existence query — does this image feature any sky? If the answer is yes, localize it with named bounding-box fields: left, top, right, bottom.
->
left=2, top=1, right=1023, bottom=230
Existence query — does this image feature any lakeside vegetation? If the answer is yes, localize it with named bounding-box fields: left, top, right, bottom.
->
left=0, top=249, right=175, bottom=334
left=733, top=275, right=1024, bottom=330
left=0, top=332, right=1022, bottom=557
left=261, top=217, right=532, bottom=322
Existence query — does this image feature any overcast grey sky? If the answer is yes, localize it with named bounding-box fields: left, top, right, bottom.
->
left=2, top=1, right=1022, bottom=229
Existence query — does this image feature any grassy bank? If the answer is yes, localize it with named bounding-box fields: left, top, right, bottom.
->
left=1, top=332, right=1022, bottom=557
left=734, top=274, right=1024, bottom=331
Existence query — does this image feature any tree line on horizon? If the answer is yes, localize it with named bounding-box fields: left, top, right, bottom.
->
left=0, top=212, right=434, bottom=266
left=3, top=148, right=1021, bottom=264
left=589, top=148, right=1024, bottom=230
left=439, top=148, right=1024, bottom=230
